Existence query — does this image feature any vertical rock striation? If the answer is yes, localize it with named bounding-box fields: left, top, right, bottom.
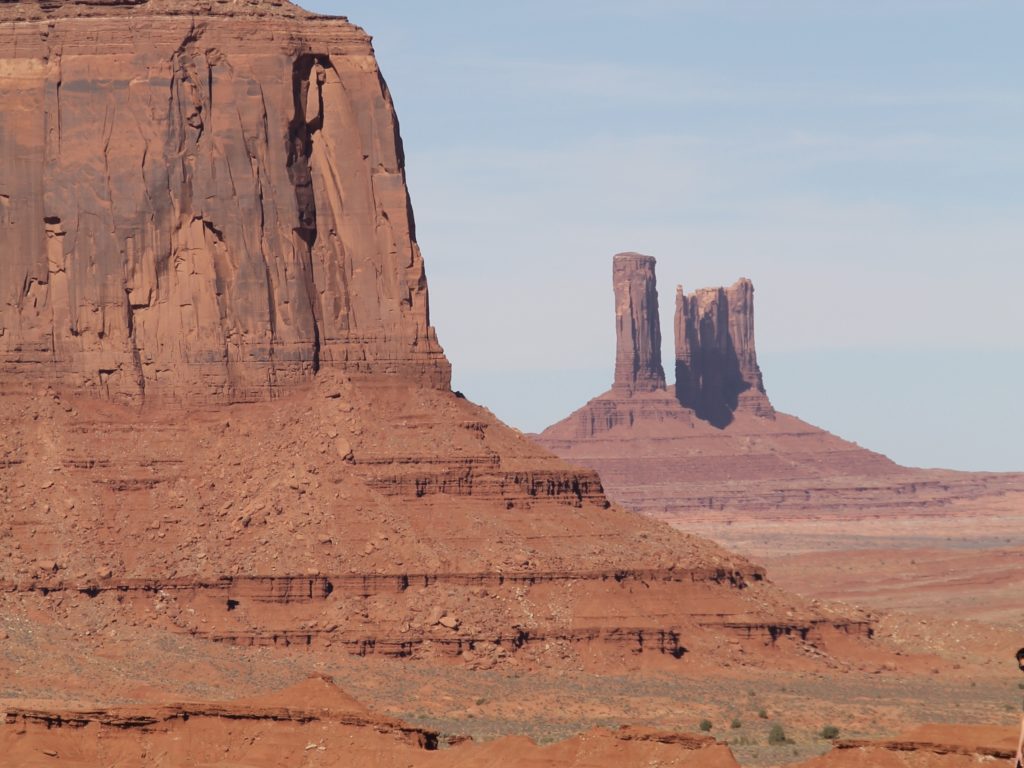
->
left=0, top=0, right=450, bottom=403
left=612, top=252, right=665, bottom=394
left=674, top=279, right=774, bottom=427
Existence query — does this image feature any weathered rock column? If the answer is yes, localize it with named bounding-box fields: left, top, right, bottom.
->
left=612, top=252, right=666, bottom=394
left=674, top=278, right=774, bottom=427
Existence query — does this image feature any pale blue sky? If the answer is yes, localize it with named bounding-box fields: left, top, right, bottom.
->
left=304, top=1, right=1023, bottom=471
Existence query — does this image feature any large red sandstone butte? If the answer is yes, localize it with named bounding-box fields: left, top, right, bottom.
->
left=0, top=0, right=449, bottom=404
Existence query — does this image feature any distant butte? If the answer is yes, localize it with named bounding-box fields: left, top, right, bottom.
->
left=536, top=254, right=1024, bottom=620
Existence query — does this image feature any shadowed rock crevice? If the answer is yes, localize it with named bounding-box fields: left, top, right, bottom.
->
left=287, top=53, right=331, bottom=374
left=288, top=54, right=328, bottom=248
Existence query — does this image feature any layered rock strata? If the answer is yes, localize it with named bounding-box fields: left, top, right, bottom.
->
left=0, top=0, right=449, bottom=404
left=612, top=252, right=666, bottom=394
left=674, top=279, right=774, bottom=426
left=0, top=677, right=742, bottom=768
left=0, top=377, right=875, bottom=669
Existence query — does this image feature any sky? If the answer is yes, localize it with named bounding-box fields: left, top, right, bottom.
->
left=303, top=1, right=1023, bottom=472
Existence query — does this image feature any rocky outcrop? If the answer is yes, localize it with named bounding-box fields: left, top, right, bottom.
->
left=0, top=0, right=449, bottom=404
left=0, top=679, right=742, bottom=768
left=612, top=253, right=666, bottom=394
left=674, top=279, right=773, bottom=427
left=0, top=373, right=882, bottom=673
left=801, top=725, right=1018, bottom=767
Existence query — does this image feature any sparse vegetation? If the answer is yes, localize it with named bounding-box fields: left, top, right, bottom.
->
left=820, top=724, right=840, bottom=739
left=757, top=707, right=768, bottom=719
left=699, top=719, right=713, bottom=732
left=731, top=717, right=742, bottom=729
left=768, top=723, right=789, bottom=745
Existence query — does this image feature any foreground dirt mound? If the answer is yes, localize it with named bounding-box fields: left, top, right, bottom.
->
left=0, top=677, right=740, bottom=768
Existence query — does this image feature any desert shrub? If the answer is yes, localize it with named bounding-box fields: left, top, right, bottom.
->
left=731, top=718, right=742, bottom=729
left=757, top=708, right=768, bottom=719
left=699, top=719, right=713, bottom=732
left=768, top=724, right=788, bottom=745
left=820, top=725, right=840, bottom=739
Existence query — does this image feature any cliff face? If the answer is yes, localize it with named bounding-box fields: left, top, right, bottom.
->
left=612, top=252, right=665, bottom=394
left=0, top=0, right=450, bottom=403
left=674, top=279, right=774, bottom=427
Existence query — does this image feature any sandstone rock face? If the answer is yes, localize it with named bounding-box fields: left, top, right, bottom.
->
left=612, top=252, right=665, bottom=394
left=0, top=0, right=449, bottom=403
left=674, top=279, right=774, bottom=427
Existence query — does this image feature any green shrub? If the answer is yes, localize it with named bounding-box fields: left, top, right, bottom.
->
left=731, top=718, right=742, bottom=729
left=820, top=725, right=840, bottom=739
left=757, top=708, right=768, bottom=719
left=768, top=724, right=788, bottom=745
left=699, top=719, right=713, bottom=732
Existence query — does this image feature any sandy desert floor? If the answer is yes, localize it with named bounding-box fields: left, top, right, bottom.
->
left=681, top=494, right=1024, bottom=626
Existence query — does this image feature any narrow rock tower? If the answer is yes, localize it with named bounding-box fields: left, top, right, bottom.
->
left=612, top=253, right=666, bottom=394
left=674, top=279, right=774, bottom=427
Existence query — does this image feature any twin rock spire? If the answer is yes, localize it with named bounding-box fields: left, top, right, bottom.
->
left=611, top=252, right=774, bottom=427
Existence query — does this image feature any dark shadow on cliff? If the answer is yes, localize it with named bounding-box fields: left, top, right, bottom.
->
left=674, top=329, right=747, bottom=429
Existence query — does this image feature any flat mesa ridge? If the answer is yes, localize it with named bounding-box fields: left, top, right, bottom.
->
left=0, top=0, right=342, bottom=21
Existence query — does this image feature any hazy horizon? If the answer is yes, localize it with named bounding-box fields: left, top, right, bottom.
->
left=305, top=1, right=1023, bottom=472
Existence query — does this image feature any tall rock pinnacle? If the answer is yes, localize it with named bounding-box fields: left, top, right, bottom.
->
left=612, top=253, right=666, bottom=394
left=674, top=279, right=774, bottom=427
